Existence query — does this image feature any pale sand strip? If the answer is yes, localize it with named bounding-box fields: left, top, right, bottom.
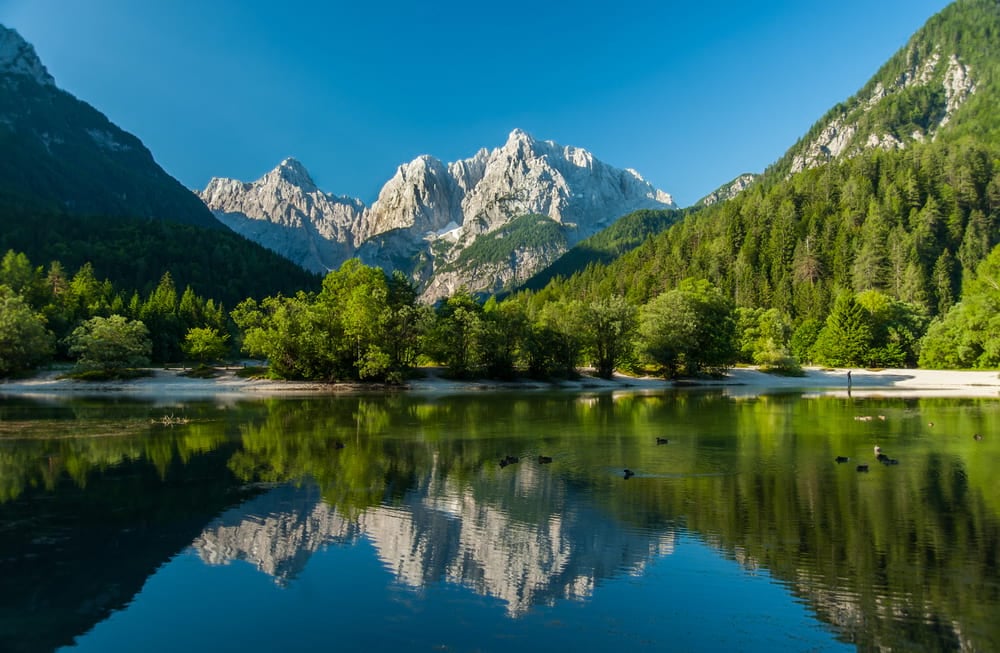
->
left=1, top=366, right=998, bottom=401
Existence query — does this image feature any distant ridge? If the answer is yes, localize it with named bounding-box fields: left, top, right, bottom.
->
left=200, top=129, right=676, bottom=301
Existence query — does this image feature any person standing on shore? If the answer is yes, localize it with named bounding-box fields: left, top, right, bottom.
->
left=847, top=370, right=852, bottom=388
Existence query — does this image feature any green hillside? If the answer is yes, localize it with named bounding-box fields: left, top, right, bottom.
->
left=0, top=25, right=318, bottom=306
left=0, top=206, right=319, bottom=306
left=532, top=0, right=1000, bottom=322
left=0, top=72, right=221, bottom=229
left=771, top=0, right=1000, bottom=180
left=517, top=208, right=686, bottom=292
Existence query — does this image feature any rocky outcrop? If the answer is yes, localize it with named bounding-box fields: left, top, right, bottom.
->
left=0, top=25, right=54, bottom=86
left=199, top=130, right=675, bottom=297
left=699, top=173, right=757, bottom=207
left=789, top=48, right=977, bottom=174
left=193, top=485, right=360, bottom=585
left=198, top=158, right=364, bottom=272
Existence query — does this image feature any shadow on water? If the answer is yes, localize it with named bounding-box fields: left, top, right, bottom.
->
left=0, top=391, right=998, bottom=651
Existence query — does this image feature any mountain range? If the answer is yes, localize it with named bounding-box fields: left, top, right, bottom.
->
left=0, top=21, right=683, bottom=302
left=199, top=130, right=675, bottom=301
left=2, top=1, right=998, bottom=315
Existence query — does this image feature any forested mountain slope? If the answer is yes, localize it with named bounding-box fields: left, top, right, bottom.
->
left=532, top=0, right=1000, bottom=325
left=517, top=208, right=686, bottom=293
left=0, top=25, right=220, bottom=229
left=772, top=0, right=997, bottom=178
left=0, top=207, right=320, bottom=306
left=0, top=25, right=319, bottom=303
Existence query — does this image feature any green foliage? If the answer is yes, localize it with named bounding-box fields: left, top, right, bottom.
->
left=526, top=297, right=586, bottom=379
left=449, top=214, right=567, bottom=270
left=854, top=290, right=927, bottom=367
left=549, top=140, right=1000, bottom=321
left=811, top=290, right=927, bottom=367
left=232, top=260, right=425, bottom=382
left=919, top=242, right=1000, bottom=368
left=736, top=307, right=801, bottom=374
left=638, top=278, right=737, bottom=377
left=424, top=290, right=485, bottom=378
left=0, top=208, right=320, bottom=308
left=65, top=315, right=152, bottom=374
left=139, top=272, right=182, bottom=362
left=584, top=295, right=637, bottom=379
left=0, top=250, right=238, bottom=366
left=479, top=297, right=529, bottom=380
left=316, top=259, right=396, bottom=380
left=811, top=293, right=874, bottom=367
left=790, top=319, right=823, bottom=364
left=518, top=209, right=684, bottom=292
left=182, top=327, right=230, bottom=364
left=0, top=285, right=55, bottom=377
left=516, top=136, right=1000, bottom=372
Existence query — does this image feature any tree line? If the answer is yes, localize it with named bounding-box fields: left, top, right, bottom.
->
left=0, top=250, right=227, bottom=377
left=5, top=133, right=1000, bottom=381
left=7, top=241, right=999, bottom=382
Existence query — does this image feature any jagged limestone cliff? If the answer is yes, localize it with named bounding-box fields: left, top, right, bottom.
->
left=199, top=130, right=675, bottom=301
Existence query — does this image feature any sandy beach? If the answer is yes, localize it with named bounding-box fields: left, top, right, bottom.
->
left=1, top=365, right=998, bottom=401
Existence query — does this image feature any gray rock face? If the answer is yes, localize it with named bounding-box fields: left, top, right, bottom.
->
left=699, top=173, right=757, bottom=207
left=199, top=130, right=675, bottom=298
left=0, top=25, right=54, bottom=87
left=198, top=158, right=364, bottom=272
left=790, top=48, right=977, bottom=174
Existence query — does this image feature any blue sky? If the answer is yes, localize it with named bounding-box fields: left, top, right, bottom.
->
left=1, top=0, right=951, bottom=206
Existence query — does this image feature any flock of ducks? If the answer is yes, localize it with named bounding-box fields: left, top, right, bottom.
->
left=499, top=437, right=674, bottom=479
left=839, top=445, right=901, bottom=472
left=837, top=420, right=985, bottom=472
left=495, top=421, right=986, bottom=479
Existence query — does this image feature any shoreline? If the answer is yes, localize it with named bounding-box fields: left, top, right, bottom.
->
left=1, top=365, right=998, bottom=402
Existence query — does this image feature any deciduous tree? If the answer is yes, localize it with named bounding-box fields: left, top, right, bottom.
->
left=0, top=285, right=55, bottom=377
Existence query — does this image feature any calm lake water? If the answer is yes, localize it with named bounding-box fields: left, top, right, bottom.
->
left=0, top=388, right=998, bottom=652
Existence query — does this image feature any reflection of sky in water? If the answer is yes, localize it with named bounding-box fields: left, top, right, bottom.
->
left=9, top=391, right=993, bottom=653
left=65, top=524, right=849, bottom=652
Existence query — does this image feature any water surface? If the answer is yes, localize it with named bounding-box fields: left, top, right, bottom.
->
left=1, top=390, right=997, bottom=651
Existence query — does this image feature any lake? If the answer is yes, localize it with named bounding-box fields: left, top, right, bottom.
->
left=1, top=388, right=997, bottom=652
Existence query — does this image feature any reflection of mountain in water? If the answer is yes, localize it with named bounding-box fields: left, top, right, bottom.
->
left=194, top=468, right=674, bottom=616
left=194, top=485, right=361, bottom=583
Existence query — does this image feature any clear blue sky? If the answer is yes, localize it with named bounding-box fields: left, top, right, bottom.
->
left=1, top=0, right=952, bottom=206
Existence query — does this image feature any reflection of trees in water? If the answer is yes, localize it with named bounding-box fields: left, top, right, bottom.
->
left=0, top=399, right=232, bottom=502
left=1, top=393, right=998, bottom=650
left=0, top=440, right=256, bottom=653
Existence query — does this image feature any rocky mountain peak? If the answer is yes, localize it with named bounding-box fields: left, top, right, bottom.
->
left=0, top=24, right=55, bottom=86
left=699, top=173, right=758, bottom=207
left=506, top=127, right=534, bottom=144
left=269, top=157, right=317, bottom=191
left=201, top=129, right=675, bottom=299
